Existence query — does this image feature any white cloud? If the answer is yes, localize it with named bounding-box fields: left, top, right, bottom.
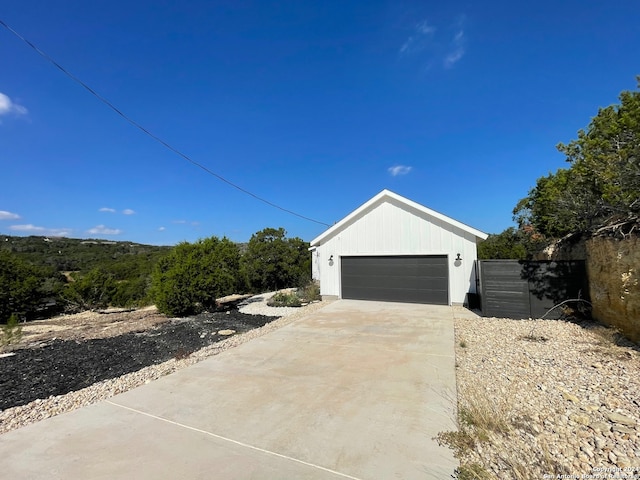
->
left=417, top=20, right=436, bottom=35
left=158, top=226, right=166, bottom=231
left=0, top=210, right=20, bottom=220
left=400, top=16, right=467, bottom=69
left=122, top=209, right=135, bottom=215
left=0, top=93, right=28, bottom=117
left=9, top=224, right=71, bottom=236
left=400, top=19, right=436, bottom=55
left=444, top=28, right=465, bottom=68
left=87, top=224, right=122, bottom=235
left=388, top=165, right=413, bottom=176
left=99, top=207, right=116, bottom=213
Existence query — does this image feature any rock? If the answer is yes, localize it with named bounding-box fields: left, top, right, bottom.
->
left=217, top=329, right=236, bottom=336
left=616, top=456, right=631, bottom=468
left=577, top=452, right=590, bottom=463
left=591, top=422, right=612, bottom=434
left=580, top=445, right=594, bottom=458
left=570, top=414, right=590, bottom=426
left=592, top=362, right=603, bottom=369
left=581, top=405, right=599, bottom=412
left=606, top=412, right=636, bottom=426
left=608, top=451, right=617, bottom=463
left=562, top=391, right=580, bottom=402
left=594, top=437, right=606, bottom=449
left=612, top=425, right=635, bottom=434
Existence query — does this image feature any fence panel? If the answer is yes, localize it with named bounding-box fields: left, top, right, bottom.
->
left=478, top=260, right=589, bottom=319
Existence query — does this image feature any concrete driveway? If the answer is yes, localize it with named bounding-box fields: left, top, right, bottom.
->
left=0, top=300, right=458, bottom=479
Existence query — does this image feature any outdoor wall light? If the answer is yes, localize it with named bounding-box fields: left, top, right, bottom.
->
left=328, top=255, right=334, bottom=263
left=456, top=253, right=462, bottom=261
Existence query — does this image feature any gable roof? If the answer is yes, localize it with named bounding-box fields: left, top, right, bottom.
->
left=310, top=189, right=488, bottom=246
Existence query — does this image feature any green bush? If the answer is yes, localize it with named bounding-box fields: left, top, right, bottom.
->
left=1, top=313, right=23, bottom=347
left=242, top=227, right=311, bottom=292
left=296, top=280, right=320, bottom=303
left=63, top=267, right=117, bottom=311
left=267, top=291, right=302, bottom=307
left=151, top=236, right=241, bottom=317
left=0, top=251, right=46, bottom=323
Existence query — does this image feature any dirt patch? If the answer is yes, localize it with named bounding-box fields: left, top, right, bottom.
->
left=0, top=308, right=276, bottom=411
left=9, top=306, right=170, bottom=348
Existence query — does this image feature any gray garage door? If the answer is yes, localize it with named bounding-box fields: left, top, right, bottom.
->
left=341, top=255, right=449, bottom=304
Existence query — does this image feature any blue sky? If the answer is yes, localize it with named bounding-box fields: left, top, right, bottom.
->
left=1, top=0, right=639, bottom=245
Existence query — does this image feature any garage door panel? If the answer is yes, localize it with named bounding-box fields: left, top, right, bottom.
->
left=343, top=287, right=446, bottom=304
left=341, top=255, right=448, bottom=305
left=342, top=275, right=446, bottom=291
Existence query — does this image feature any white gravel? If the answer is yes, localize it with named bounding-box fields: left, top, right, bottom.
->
left=237, top=291, right=306, bottom=317
left=451, top=307, right=640, bottom=478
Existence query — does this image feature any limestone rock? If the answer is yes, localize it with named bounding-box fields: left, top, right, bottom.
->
left=569, top=414, right=590, bottom=426
left=562, top=391, right=579, bottom=402
left=606, top=412, right=636, bottom=427
left=217, top=329, right=236, bottom=336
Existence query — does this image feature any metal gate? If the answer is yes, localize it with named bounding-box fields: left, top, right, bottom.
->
left=478, top=260, right=589, bottom=319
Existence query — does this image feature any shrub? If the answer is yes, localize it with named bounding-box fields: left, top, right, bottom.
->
left=267, top=291, right=302, bottom=307
left=296, top=280, right=320, bottom=303
left=151, top=237, right=241, bottom=317
left=0, top=251, right=45, bottom=323
left=63, top=267, right=117, bottom=311
left=1, top=313, right=23, bottom=347
left=242, top=227, right=311, bottom=292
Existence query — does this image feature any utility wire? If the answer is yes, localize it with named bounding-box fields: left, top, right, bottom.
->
left=0, top=19, right=331, bottom=227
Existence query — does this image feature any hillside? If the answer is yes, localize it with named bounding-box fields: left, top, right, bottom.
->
left=0, top=235, right=171, bottom=273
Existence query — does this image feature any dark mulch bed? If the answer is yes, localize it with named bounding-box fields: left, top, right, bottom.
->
left=0, top=311, right=277, bottom=411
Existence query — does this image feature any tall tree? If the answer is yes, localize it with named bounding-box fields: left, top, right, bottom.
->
left=242, top=227, right=311, bottom=292
left=0, top=251, right=44, bottom=323
left=514, top=78, right=640, bottom=237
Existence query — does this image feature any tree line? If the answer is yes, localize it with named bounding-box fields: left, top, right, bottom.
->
left=1, top=227, right=311, bottom=322
left=479, top=77, right=640, bottom=259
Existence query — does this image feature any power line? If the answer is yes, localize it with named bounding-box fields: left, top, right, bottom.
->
left=0, top=19, right=331, bottom=228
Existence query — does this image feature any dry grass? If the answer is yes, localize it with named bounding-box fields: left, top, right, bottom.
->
left=458, top=382, right=513, bottom=436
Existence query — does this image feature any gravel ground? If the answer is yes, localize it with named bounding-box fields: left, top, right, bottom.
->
left=451, top=307, right=640, bottom=479
left=4, top=298, right=639, bottom=480
left=0, top=296, right=328, bottom=435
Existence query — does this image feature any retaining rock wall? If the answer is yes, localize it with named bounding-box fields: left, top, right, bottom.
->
left=586, top=236, right=640, bottom=343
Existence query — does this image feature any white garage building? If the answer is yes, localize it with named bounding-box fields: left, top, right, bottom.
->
left=309, top=190, right=488, bottom=305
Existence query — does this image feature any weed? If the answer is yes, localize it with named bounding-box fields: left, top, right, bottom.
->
left=1, top=314, right=23, bottom=348
left=459, top=340, right=468, bottom=348
left=454, top=463, right=493, bottom=480
left=521, top=334, right=548, bottom=343
left=296, top=280, right=321, bottom=303
left=591, top=324, right=627, bottom=347
left=458, top=396, right=511, bottom=436
left=267, top=291, right=302, bottom=307
left=436, top=429, right=476, bottom=458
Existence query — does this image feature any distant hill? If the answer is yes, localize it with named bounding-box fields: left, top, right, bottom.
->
left=0, top=235, right=171, bottom=272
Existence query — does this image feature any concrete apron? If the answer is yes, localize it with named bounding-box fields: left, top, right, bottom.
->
left=0, top=299, right=458, bottom=480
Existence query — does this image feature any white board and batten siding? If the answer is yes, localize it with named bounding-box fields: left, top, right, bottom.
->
left=310, top=190, right=487, bottom=305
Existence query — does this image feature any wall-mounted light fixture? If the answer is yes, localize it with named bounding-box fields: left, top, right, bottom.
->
left=455, top=253, right=462, bottom=261
left=328, top=255, right=334, bottom=263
